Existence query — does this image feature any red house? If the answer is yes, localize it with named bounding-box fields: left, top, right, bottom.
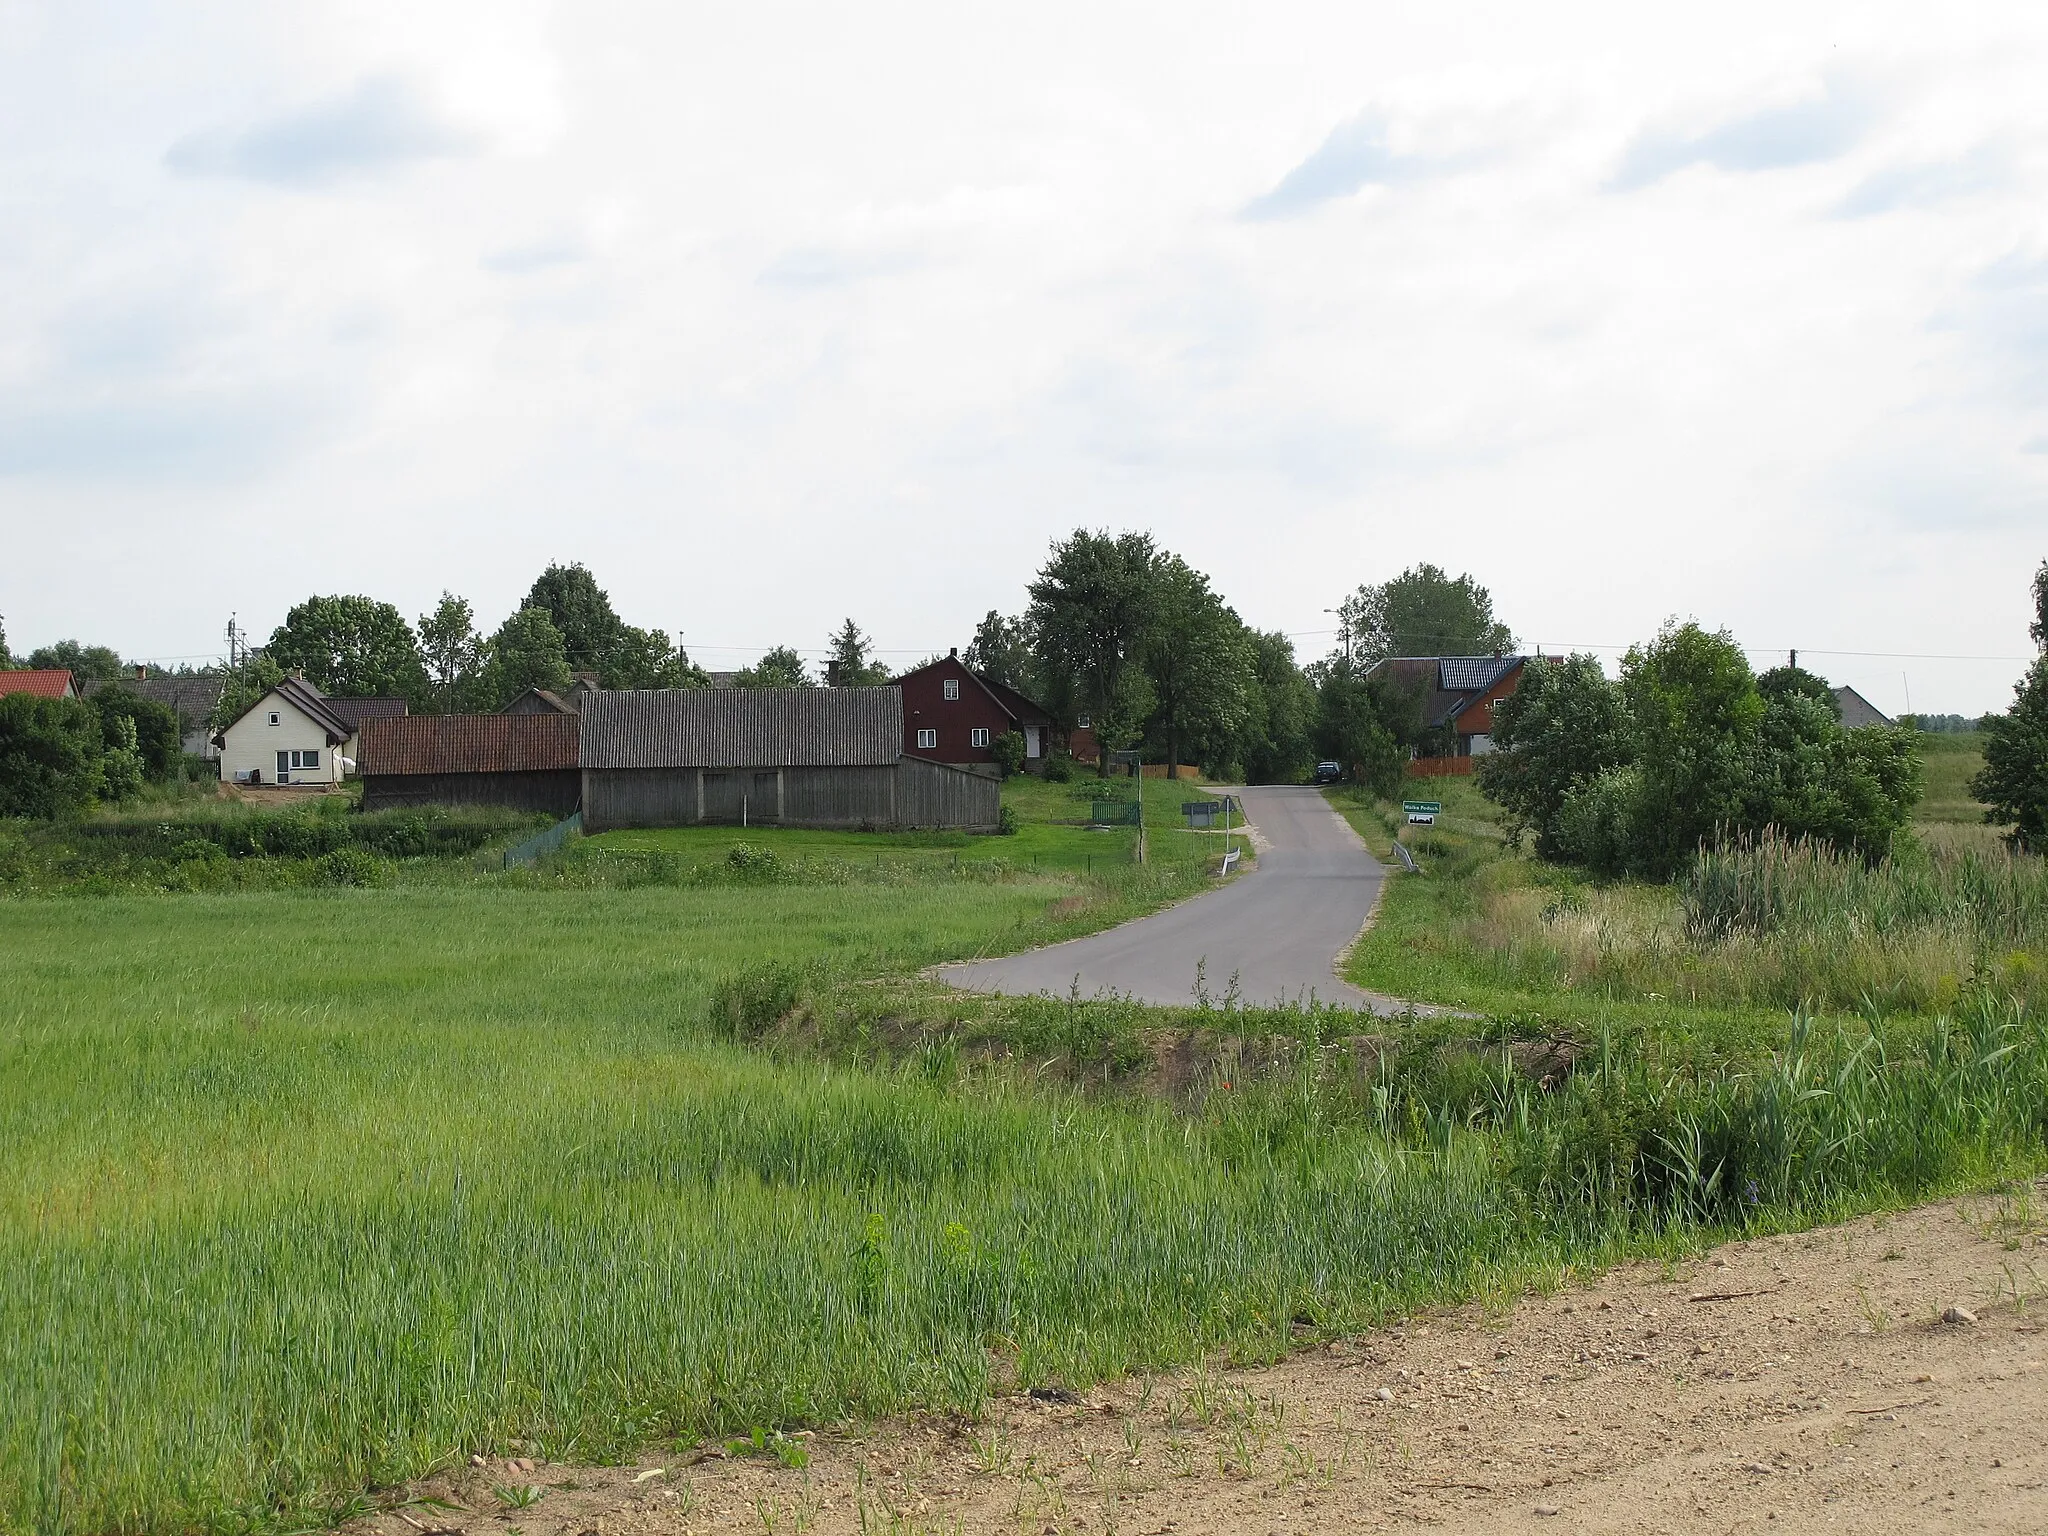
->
left=1363, top=655, right=1556, bottom=775
left=892, top=651, right=1053, bottom=773
left=0, top=669, right=77, bottom=700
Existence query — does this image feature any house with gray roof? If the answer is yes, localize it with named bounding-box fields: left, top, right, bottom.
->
left=1362, top=655, right=1549, bottom=764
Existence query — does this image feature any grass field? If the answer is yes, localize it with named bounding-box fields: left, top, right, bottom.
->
left=1330, top=736, right=2039, bottom=1038
left=6, top=754, right=2048, bottom=1534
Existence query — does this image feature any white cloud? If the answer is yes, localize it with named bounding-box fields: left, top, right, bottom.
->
left=1, top=2, right=2046, bottom=710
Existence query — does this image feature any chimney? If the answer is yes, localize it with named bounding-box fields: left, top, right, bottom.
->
left=949, top=647, right=958, bottom=659
left=1790, top=649, right=1798, bottom=669
left=134, top=663, right=147, bottom=680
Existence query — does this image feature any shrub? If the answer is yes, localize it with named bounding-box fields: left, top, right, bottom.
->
left=313, top=847, right=383, bottom=886
left=0, top=695, right=106, bottom=817
left=1973, top=655, right=2048, bottom=854
left=87, top=688, right=182, bottom=781
left=996, top=803, right=1019, bottom=836
left=990, top=730, right=1027, bottom=778
left=725, top=842, right=785, bottom=880
left=708, top=960, right=808, bottom=1038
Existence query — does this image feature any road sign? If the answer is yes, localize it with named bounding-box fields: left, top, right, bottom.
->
left=1402, top=801, right=1442, bottom=814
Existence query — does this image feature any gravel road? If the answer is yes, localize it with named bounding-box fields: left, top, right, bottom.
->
left=939, top=782, right=1393, bottom=1011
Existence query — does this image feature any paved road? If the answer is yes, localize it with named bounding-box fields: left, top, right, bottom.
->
left=940, top=784, right=1394, bottom=1012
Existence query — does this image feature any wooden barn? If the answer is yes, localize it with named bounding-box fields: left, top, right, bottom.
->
left=578, top=687, right=999, bottom=833
left=357, top=713, right=582, bottom=815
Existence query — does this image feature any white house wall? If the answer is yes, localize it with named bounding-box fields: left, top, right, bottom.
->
left=218, top=693, right=348, bottom=787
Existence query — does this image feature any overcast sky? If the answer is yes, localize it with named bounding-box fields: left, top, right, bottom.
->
left=1, top=1, right=2044, bottom=713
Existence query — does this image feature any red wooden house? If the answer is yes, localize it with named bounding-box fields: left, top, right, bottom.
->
left=1363, top=655, right=1555, bottom=775
left=891, top=651, right=1054, bottom=773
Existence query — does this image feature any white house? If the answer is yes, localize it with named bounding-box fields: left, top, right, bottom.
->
left=213, top=677, right=407, bottom=787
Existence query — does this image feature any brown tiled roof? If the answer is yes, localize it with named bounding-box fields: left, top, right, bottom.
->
left=358, top=713, right=580, bottom=776
left=580, top=687, right=902, bottom=770
left=0, top=669, right=76, bottom=699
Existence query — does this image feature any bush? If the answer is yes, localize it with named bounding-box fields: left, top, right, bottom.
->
left=87, top=687, right=182, bottom=781
left=996, top=803, right=1019, bottom=836
left=0, top=695, right=106, bottom=817
left=1043, top=753, right=1076, bottom=783
left=708, top=961, right=808, bottom=1039
left=724, top=842, right=785, bottom=880
left=313, top=847, right=383, bottom=886
left=991, top=730, right=1027, bottom=778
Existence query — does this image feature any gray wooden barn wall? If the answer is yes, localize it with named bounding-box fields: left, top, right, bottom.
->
left=361, top=770, right=581, bottom=817
left=582, top=758, right=997, bottom=833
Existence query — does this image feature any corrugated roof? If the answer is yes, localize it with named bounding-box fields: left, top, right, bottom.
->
left=326, top=696, right=409, bottom=731
left=359, top=713, right=580, bottom=776
left=0, top=669, right=76, bottom=699
left=1437, top=656, right=1518, bottom=692
left=581, top=687, right=903, bottom=769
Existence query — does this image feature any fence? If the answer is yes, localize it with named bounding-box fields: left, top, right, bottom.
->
left=1090, top=800, right=1143, bottom=826
left=504, top=811, right=582, bottom=869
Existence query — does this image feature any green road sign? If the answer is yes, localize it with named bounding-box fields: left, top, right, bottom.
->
left=1402, top=801, right=1441, bottom=814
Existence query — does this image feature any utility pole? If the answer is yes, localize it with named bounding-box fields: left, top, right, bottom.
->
left=225, top=614, right=241, bottom=669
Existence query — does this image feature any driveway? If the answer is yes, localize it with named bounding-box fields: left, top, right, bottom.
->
left=940, top=784, right=1401, bottom=1012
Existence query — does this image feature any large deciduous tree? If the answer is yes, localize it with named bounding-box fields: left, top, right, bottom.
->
left=1974, top=656, right=2048, bottom=854
left=1141, top=555, right=1250, bottom=778
left=483, top=606, right=572, bottom=704
left=0, top=695, right=107, bottom=816
left=1477, top=654, right=1630, bottom=856
left=734, top=646, right=812, bottom=688
left=24, top=640, right=126, bottom=683
left=1238, top=630, right=1317, bottom=784
left=521, top=562, right=704, bottom=688
left=1028, top=529, right=1159, bottom=775
left=1336, top=565, right=1514, bottom=669
left=266, top=596, right=426, bottom=699
left=963, top=611, right=1033, bottom=691
left=417, top=593, right=487, bottom=714
left=88, top=687, right=182, bottom=781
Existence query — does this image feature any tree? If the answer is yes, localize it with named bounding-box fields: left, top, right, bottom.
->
left=525, top=563, right=624, bottom=675
left=0, top=694, right=106, bottom=816
left=483, top=606, right=571, bottom=705
left=1477, top=655, right=1631, bottom=855
left=267, top=596, right=426, bottom=699
left=734, top=646, right=812, bottom=688
left=25, top=640, right=126, bottom=683
left=964, top=611, right=1033, bottom=691
left=1336, top=565, right=1514, bottom=669
left=606, top=625, right=707, bottom=690
left=825, top=619, right=893, bottom=686
left=1315, top=672, right=1404, bottom=796
left=0, top=613, right=9, bottom=666
left=89, top=686, right=182, bottom=780
left=1028, top=529, right=1159, bottom=774
left=2033, top=559, right=2048, bottom=652
left=1238, top=630, right=1317, bottom=784
left=417, top=593, right=487, bottom=713
left=1973, top=656, right=2048, bottom=853
left=1141, top=556, right=1251, bottom=778
left=1618, top=622, right=1764, bottom=877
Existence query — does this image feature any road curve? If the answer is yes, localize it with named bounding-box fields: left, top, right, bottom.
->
left=940, top=784, right=1395, bottom=1012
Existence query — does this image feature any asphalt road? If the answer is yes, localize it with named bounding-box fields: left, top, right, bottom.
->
left=940, top=784, right=1393, bottom=1012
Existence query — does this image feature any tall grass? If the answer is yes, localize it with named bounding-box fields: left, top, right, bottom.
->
left=1685, top=828, right=2048, bottom=948
left=4, top=884, right=2048, bottom=1533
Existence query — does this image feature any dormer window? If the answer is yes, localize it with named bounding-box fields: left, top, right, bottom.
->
left=943, top=678, right=960, bottom=700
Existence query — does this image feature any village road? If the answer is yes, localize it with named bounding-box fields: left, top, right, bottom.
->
left=939, top=783, right=1399, bottom=1012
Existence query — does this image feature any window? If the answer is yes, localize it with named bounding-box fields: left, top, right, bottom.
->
left=916, top=728, right=938, bottom=749
left=943, top=678, right=960, bottom=700
left=1075, top=713, right=1092, bottom=730
left=971, top=727, right=990, bottom=748
left=290, top=750, right=321, bottom=770
left=267, top=712, right=281, bottom=727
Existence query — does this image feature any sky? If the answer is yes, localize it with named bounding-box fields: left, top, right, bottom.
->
left=1, top=1, right=2045, bottom=714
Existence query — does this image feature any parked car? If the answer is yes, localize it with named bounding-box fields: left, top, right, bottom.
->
left=1313, top=760, right=1344, bottom=784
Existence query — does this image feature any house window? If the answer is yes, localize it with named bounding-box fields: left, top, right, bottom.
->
left=943, top=678, right=960, bottom=700
left=1075, top=713, right=1092, bottom=730
left=267, top=711, right=281, bottom=726
left=916, top=728, right=938, bottom=749
left=971, top=727, right=990, bottom=748
left=289, top=750, right=321, bottom=770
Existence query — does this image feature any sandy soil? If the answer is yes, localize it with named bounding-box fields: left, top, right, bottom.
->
left=356, top=1185, right=2048, bottom=1536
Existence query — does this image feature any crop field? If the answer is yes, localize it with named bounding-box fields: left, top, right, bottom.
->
left=4, top=760, right=2047, bottom=1535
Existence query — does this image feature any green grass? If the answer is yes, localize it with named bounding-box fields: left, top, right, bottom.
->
left=8, top=760, right=2048, bottom=1535
left=1914, top=730, right=1989, bottom=824
left=7, top=882, right=2048, bottom=1535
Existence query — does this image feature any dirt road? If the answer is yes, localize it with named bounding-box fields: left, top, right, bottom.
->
left=362, top=1184, right=2048, bottom=1535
